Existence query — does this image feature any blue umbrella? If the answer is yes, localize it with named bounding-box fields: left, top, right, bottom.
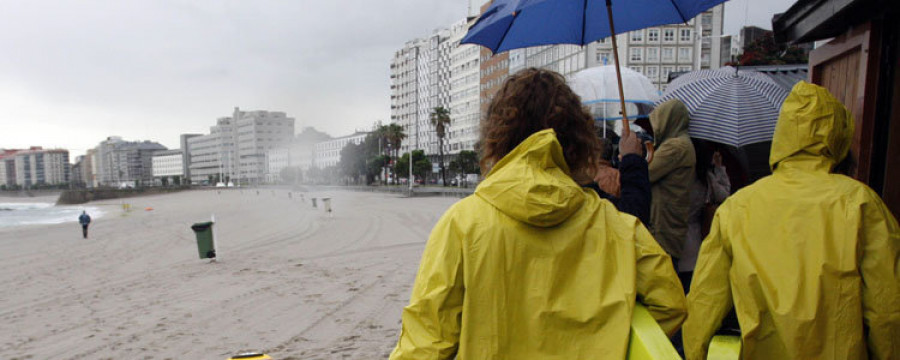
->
left=461, top=0, right=728, bottom=136
left=658, top=67, right=790, bottom=147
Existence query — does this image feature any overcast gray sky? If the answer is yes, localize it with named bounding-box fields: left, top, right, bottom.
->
left=0, top=0, right=794, bottom=157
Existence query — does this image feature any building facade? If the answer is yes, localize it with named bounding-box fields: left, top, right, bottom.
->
left=390, top=17, right=480, bottom=160
left=313, top=132, right=368, bottom=169
left=93, top=137, right=167, bottom=187
left=447, top=18, right=481, bottom=154
left=179, top=134, right=201, bottom=183
left=9, top=148, right=70, bottom=187
left=0, top=149, right=22, bottom=188
left=187, top=108, right=295, bottom=185
left=151, top=149, right=185, bottom=180
left=590, top=5, right=725, bottom=90
left=187, top=118, right=233, bottom=185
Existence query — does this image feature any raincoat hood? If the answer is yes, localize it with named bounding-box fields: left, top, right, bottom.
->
left=769, top=81, right=854, bottom=171
left=475, top=129, right=584, bottom=227
left=650, top=99, right=691, bottom=146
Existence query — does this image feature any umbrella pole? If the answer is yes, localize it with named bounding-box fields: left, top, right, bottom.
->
left=605, top=0, right=630, bottom=137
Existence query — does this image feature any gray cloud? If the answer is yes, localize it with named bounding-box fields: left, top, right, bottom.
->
left=0, top=0, right=469, bottom=154
left=0, top=0, right=795, bottom=156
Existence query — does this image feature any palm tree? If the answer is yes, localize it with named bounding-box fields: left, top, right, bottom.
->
left=384, top=123, right=406, bottom=184
left=430, top=106, right=451, bottom=186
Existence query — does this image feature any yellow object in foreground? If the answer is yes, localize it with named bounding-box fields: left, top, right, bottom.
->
left=684, top=81, right=900, bottom=359
left=227, top=352, right=271, bottom=360
left=707, top=336, right=741, bottom=360
left=628, top=304, right=682, bottom=360
left=389, top=130, right=686, bottom=359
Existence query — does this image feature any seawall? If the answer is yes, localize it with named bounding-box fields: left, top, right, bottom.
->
left=56, top=187, right=192, bottom=205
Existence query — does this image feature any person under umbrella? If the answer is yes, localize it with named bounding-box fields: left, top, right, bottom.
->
left=647, top=99, right=696, bottom=267
left=684, top=82, right=900, bottom=359
left=390, top=68, right=685, bottom=359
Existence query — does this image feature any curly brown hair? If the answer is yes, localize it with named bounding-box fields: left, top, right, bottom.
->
left=480, top=67, right=602, bottom=183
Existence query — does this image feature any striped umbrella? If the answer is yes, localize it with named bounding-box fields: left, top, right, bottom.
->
left=658, top=66, right=789, bottom=147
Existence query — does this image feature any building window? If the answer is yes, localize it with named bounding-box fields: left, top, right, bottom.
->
left=678, top=47, right=692, bottom=62
left=597, top=50, right=612, bottom=65
left=663, top=29, right=675, bottom=42
left=678, top=65, right=692, bottom=72
left=630, top=30, right=644, bottom=43
left=680, top=29, right=692, bottom=42
left=662, top=47, right=675, bottom=62
left=630, top=66, right=643, bottom=74
left=646, top=66, right=659, bottom=79
left=647, top=29, right=660, bottom=42
left=629, top=47, right=643, bottom=62
left=646, top=47, right=659, bottom=62
left=662, top=66, right=674, bottom=81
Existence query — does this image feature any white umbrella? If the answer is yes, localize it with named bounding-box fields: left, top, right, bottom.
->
left=568, top=65, right=660, bottom=136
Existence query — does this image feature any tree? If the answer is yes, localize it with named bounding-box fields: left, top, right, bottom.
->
left=173, top=175, right=182, bottom=186
left=379, top=123, right=406, bottom=184
left=430, top=106, right=451, bottom=186
left=727, top=33, right=808, bottom=66
left=456, top=150, right=480, bottom=175
left=161, top=177, right=169, bottom=187
left=394, top=150, right=431, bottom=182
left=339, top=142, right=367, bottom=184
left=280, top=166, right=299, bottom=184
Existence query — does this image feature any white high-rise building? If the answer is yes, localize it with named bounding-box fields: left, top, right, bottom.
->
left=187, top=108, right=294, bottom=185
left=151, top=149, right=185, bottom=181
left=516, top=6, right=725, bottom=91
left=391, top=38, right=428, bottom=155
left=593, top=5, right=725, bottom=90
left=187, top=118, right=233, bottom=185
left=390, top=17, right=480, bottom=159
left=447, top=18, right=481, bottom=153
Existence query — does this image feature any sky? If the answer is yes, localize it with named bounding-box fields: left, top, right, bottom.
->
left=0, top=0, right=794, bottom=158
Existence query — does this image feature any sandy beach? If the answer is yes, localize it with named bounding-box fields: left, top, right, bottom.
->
left=0, top=189, right=458, bottom=359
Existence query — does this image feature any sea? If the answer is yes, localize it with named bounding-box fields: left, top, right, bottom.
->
left=0, top=202, right=104, bottom=228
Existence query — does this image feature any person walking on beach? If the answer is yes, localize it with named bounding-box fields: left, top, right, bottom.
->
left=78, top=210, right=91, bottom=239
left=390, top=68, right=686, bottom=359
left=684, top=82, right=900, bottom=360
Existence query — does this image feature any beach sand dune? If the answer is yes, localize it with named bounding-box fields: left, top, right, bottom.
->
left=0, top=189, right=458, bottom=359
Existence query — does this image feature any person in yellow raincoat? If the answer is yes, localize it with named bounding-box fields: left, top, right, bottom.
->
left=684, top=81, right=900, bottom=360
left=390, top=68, right=686, bottom=359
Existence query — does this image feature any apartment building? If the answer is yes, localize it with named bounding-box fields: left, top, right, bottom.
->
left=594, top=5, right=725, bottom=90
left=6, top=147, right=71, bottom=187
left=151, top=149, right=185, bottom=183
left=93, top=137, right=167, bottom=187
left=390, top=17, right=479, bottom=159
left=187, top=108, right=294, bottom=185
left=312, top=132, right=368, bottom=168
left=447, top=18, right=481, bottom=154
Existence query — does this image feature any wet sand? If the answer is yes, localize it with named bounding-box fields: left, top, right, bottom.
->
left=0, top=189, right=458, bottom=359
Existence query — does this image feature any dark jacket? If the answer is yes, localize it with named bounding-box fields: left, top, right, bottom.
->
left=79, top=213, right=91, bottom=226
left=585, top=153, right=651, bottom=224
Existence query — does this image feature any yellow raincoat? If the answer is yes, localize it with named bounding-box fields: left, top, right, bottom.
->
left=390, top=129, right=686, bottom=359
left=684, top=82, right=900, bottom=360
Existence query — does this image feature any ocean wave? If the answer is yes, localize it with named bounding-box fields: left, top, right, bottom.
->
left=0, top=203, right=105, bottom=228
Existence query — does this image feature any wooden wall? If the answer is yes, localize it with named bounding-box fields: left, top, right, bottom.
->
left=809, top=23, right=881, bottom=184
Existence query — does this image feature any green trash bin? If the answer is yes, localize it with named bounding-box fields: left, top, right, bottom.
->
left=191, top=221, right=216, bottom=259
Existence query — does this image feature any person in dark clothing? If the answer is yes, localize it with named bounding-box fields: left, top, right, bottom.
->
left=78, top=211, right=91, bottom=239
left=585, top=130, right=652, bottom=224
